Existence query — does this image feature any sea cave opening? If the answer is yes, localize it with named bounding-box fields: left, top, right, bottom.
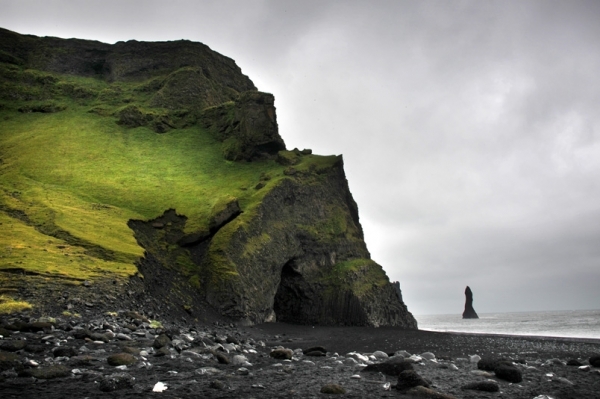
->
left=273, top=260, right=311, bottom=324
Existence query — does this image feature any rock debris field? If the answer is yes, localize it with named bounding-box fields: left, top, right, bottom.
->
left=1, top=311, right=600, bottom=398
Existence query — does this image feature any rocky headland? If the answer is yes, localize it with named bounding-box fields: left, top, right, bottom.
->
left=0, top=27, right=415, bottom=329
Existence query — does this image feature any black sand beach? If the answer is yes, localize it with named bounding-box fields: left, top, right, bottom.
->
left=2, top=311, right=600, bottom=399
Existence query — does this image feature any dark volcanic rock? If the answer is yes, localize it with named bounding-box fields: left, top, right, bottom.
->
left=590, top=354, right=600, bottom=367
left=99, top=372, right=135, bottom=392
left=396, top=370, right=430, bottom=392
left=0, top=352, right=20, bottom=371
left=495, top=364, right=523, bottom=383
left=201, top=91, right=286, bottom=161
left=363, top=357, right=414, bottom=376
left=20, top=365, right=70, bottom=379
left=462, top=380, right=500, bottom=392
left=462, top=286, right=479, bottom=319
left=320, top=384, right=346, bottom=394
left=107, top=353, right=137, bottom=366
left=270, top=348, right=293, bottom=360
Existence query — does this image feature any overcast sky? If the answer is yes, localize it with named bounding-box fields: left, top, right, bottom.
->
left=2, top=0, right=599, bottom=316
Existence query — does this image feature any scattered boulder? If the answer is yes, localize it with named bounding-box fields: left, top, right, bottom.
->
left=270, top=348, right=293, bottom=360
left=494, top=364, right=522, bottom=383
left=303, top=346, right=327, bottom=357
left=210, top=380, right=226, bottom=390
left=153, top=333, right=171, bottom=349
left=213, top=351, right=230, bottom=364
left=20, top=365, right=70, bottom=379
left=0, top=352, right=20, bottom=372
left=0, top=340, right=26, bottom=352
left=232, top=355, right=249, bottom=365
left=320, top=384, right=346, bottom=394
left=396, top=370, right=430, bottom=392
left=363, top=357, right=414, bottom=376
left=99, top=372, right=135, bottom=392
left=53, top=347, right=78, bottom=358
left=107, top=353, right=137, bottom=366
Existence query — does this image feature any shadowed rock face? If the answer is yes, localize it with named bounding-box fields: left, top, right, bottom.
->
left=463, top=286, right=479, bottom=319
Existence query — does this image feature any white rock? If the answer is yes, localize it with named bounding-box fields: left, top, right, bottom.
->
left=115, top=365, right=127, bottom=370
left=533, top=396, right=556, bottom=399
left=302, top=360, right=315, bottom=366
left=579, top=365, right=591, bottom=372
left=421, top=352, right=436, bottom=360
left=272, top=363, right=283, bottom=367
left=395, top=350, right=411, bottom=358
left=368, top=355, right=377, bottom=361
left=152, top=381, right=168, bottom=392
left=195, top=367, right=221, bottom=375
left=237, top=367, right=249, bottom=375
left=407, top=355, right=423, bottom=363
left=140, top=350, right=149, bottom=357
left=471, top=370, right=494, bottom=377
left=347, top=352, right=369, bottom=363
left=333, top=360, right=343, bottom=365
left=222, top=343, right=236, bottom=353
left=345, top=357, right=357, bottom=364
left=469, top=355, right=481, bottom=363
left=351, top=374, right=361, bottom=379
left=383, top=382, right=391, bottom=390
left=448, top=364, right=459, bottom=371
left=180, top=334, right=194, bottom=343
left=321, top=366, right=332, bottom=369
left=232, top=355, right=249, bottom=365
left=116, top=333, right=132, bottom=341
left=372, top=351, right=389, bottom=359
left=555, top=376, right=574, bottom=385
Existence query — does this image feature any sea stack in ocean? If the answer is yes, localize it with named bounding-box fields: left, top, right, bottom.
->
left=462, top=286, right=479, bottom=319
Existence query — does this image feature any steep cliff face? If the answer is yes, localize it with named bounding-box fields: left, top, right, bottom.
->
left=0, top=28, right=416, bottom=328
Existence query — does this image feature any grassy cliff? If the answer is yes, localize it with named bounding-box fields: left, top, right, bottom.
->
left=0, top=28, right=416, bottom=328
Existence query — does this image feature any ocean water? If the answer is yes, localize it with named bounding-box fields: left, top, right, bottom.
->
left=416, top=309, right=600, bottom=340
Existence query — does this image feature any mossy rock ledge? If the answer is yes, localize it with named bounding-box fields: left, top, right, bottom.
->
left=0, top=28, right=416, bottom=328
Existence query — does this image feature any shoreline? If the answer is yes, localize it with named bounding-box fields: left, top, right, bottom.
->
left=418, top=328, right=600, bottom=345
left=247, top=322, right=600, bottom=360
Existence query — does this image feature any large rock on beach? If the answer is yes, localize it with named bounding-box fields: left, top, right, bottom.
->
left=363, top=357, right=414, bottom=376
left=462, top=286, right=479, bottom=319
left=396, top=370, right=430, bottom=392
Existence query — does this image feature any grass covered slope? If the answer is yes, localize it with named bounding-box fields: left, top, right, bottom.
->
left=0, top=61, right=301, bottom=281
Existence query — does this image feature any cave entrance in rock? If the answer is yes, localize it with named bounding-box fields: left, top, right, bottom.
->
left=273, top=260, right=311, bottom=324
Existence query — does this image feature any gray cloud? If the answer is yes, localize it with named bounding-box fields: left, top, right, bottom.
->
left=2, top=0, right=599, bottom=315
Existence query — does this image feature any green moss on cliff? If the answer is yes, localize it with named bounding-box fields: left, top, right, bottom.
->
left=322, top=259, right=389, bottom=298
left=0, top=62, right=290, bottom=281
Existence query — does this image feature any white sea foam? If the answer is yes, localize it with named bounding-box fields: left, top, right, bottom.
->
left=416, top=309, right=600, bottom=339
